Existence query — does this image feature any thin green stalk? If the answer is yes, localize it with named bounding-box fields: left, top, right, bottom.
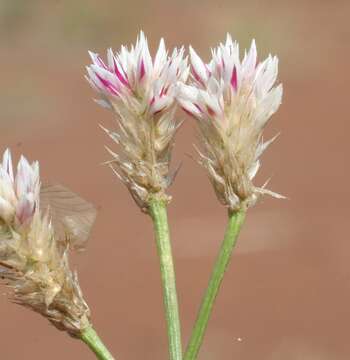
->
left=184, top=209, right=246, bottom=360
left=149, top=197, right=183, bottom=360
left=80, top=326, right=115, bottom=360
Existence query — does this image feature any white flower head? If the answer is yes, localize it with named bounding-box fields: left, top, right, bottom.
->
left=179, top=35, right=283, bottom=211
left=86, top=31, right=189, bottom=210
left=0, top=149, right=40, bottom=225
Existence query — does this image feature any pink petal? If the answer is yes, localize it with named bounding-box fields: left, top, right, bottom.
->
left=191, top=64, right=204, bottom=85
left=139, top=59, right=146, bottom=80
left=160, top=86, right=169, bottom=97
left=95, top=73, right=119, bottom=95
left=97, top=56, right=108, bottom=69
left=114, top=62, right=129, bottom=87
left=194, top=104, right=203, bottom=113
left=16, top=194, right=35, bottom=224
left=231, top=66, right=238, bottom=91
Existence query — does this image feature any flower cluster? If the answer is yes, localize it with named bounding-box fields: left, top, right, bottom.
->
left=178, top=35, right=283, bottom=211
left=0, top=150, right=91, bottom=337
left=87, top=32, right=283, bottom=212
left=86, top=31, right=189, bottom=210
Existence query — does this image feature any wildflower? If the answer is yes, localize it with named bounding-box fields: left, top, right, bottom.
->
left=86, top=31, right=188, bottom=210
left=178, top=35, right=283, bottom=211
left=0, top=150, right=94, bottom=337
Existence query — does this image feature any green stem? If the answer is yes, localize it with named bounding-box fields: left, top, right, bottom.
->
left=80, top=326, right=115, bottom=360
left=184, top=209, right=246, bottom=360
left=149, top=198, right=183, bottom=360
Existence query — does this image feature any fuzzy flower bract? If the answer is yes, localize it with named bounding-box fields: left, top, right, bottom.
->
left=86, top=31, right=188, bottom=210
left=179, top=35, right=283, bottom=211
left=0, top=150, right=93, bottom=337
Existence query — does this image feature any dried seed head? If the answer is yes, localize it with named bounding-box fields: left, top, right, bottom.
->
left=178, top=35, right=284, bottom=211
left=0, top=150, right=91, bottom=337
left=86, top=31, right=189, bottom=211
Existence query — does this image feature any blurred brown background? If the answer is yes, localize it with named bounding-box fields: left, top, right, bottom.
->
left=0, top=0, right=349, bottom=359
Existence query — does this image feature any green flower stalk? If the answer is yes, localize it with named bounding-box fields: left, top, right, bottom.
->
left=149, top=197, right=182, bottom=360
left=185, top=209, right=245, bottom=360
left=81, top=326, right=115, bottom=360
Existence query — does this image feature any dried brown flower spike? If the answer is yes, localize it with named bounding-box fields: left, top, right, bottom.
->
left=0, top=149, right=96, bottom=337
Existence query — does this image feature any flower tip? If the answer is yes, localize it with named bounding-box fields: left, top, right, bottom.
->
left=107, top=47, right=114, bottom=57
left=188, top=45, right=196, bottom=57
left=2, top=148, right=14, bottom=181
left=2, top=148, right=12, bottom=164
left=87, top=50, right=97, bottom=60
left=225, top=33, right=233, bottom=44
left=138, top=30, right=147, bottom=44
left=18, top=154, right=27, bottom=167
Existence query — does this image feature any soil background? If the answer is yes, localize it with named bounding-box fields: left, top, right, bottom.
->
left=0, top=0, right=349, bottom=359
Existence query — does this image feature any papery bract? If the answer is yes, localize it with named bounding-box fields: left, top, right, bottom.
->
left=86, top=31, right=189, bottom=210
left=0, top=149, right=91, bottom=337
left=179, top=35, right=283, bottom=211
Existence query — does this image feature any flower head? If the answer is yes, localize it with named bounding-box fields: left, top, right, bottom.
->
left=86, top=31, right=188, bottom=210
left=179, top=35, right=283, bottom=211
left=0, top=149, right=91, bottom=337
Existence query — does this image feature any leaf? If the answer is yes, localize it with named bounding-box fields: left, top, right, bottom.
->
left=40, top=184, right=97, bottom=251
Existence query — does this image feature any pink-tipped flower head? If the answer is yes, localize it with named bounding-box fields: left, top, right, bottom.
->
left=86, top=31, right=189, bottom=210
left=179, top=35, right=283, bottom=211
left=86, top=31, right=188, bottom=116
left=0, top=149, right=40, bottom=225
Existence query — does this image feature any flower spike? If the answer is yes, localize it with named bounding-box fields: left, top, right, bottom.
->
left=0, top=149, right=92, bottom=337
left=179, top=34, right=283, bottom=211
left=86, top=31, right=189, bottom=211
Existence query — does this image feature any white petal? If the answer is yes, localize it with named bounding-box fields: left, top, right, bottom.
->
left=255, top=56, right=279, bottom=96
left=2, top=148, right=14, bottom=182
left=178, top=83, right=199, bottom=102
left=177, top=98, right=202, bottom=118
left=255, top=84, right=283, bottom=129
left=154, top=38, right=167, bottom=71
left=16, top=193, right=35, bottom=224
left=242, top=39, right=257, bottom=76
left=149, top=96, right=173, bottom=114
left=189, top=46, right=208, bottom=84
